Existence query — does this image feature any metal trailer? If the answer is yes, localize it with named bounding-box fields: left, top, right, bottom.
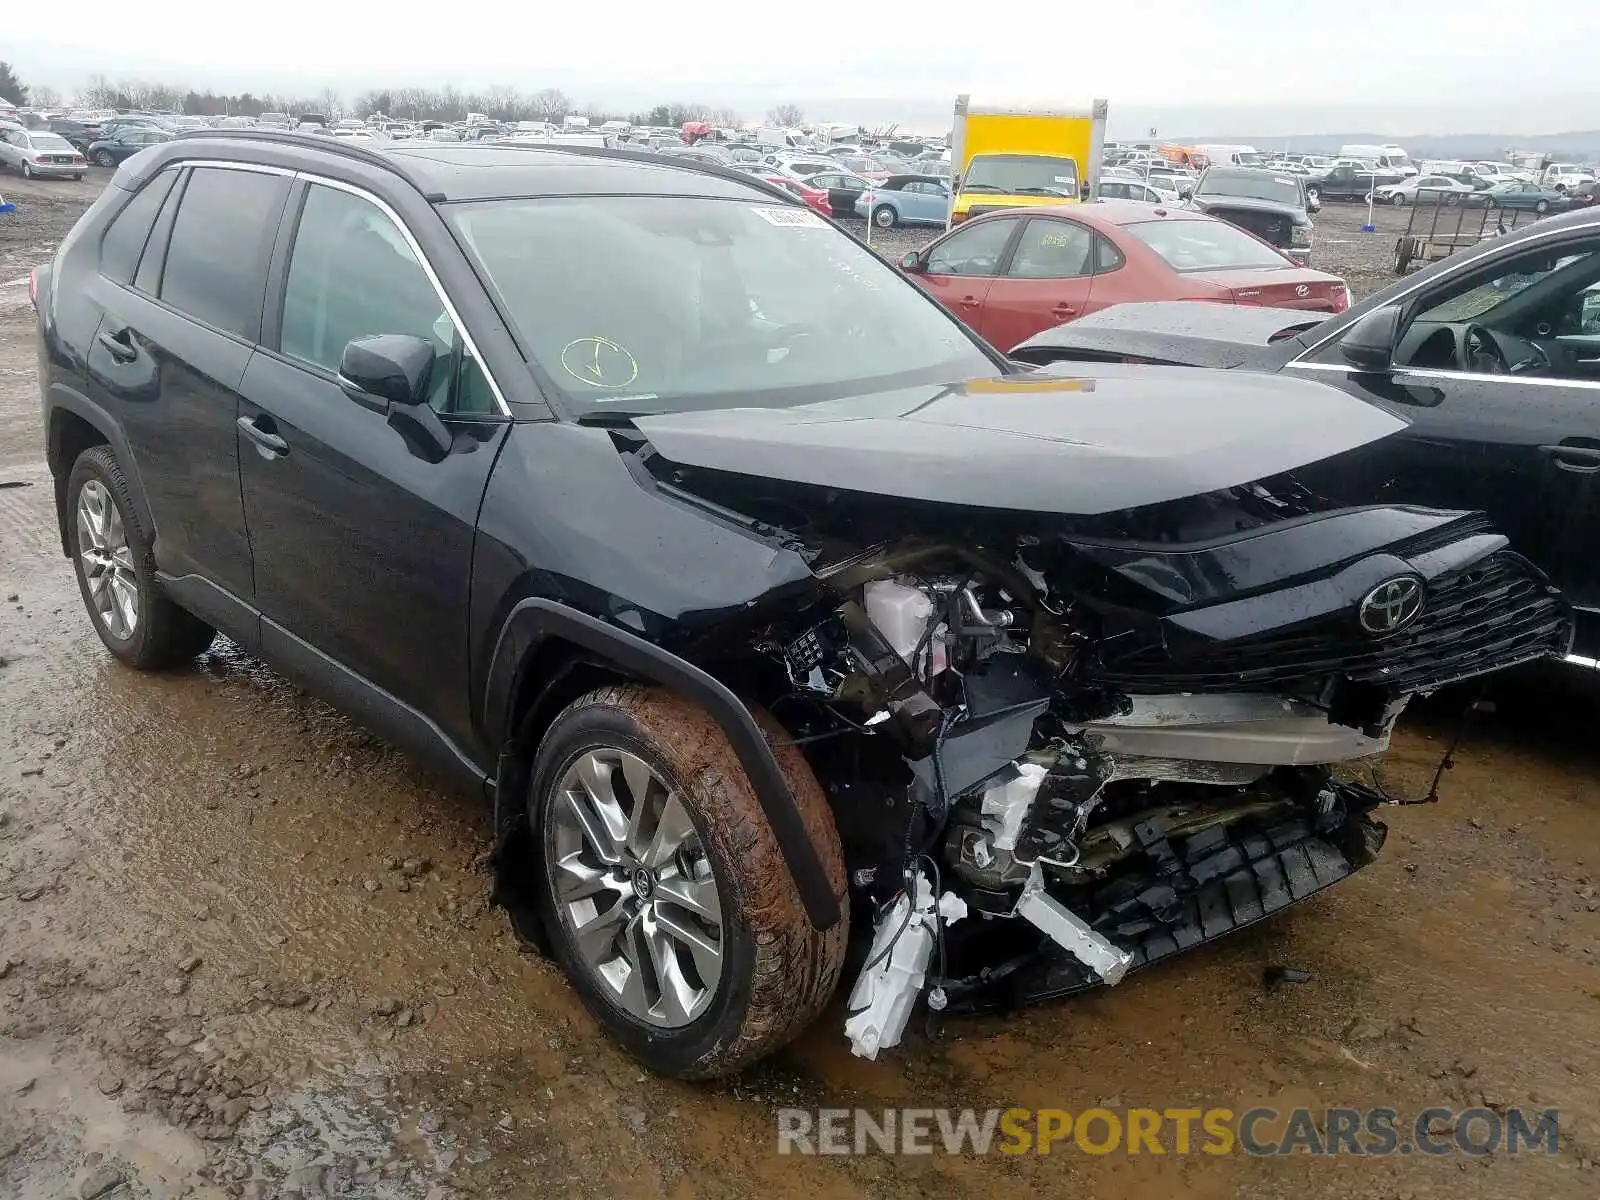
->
left=1392, top=189, right=1536, bottom=274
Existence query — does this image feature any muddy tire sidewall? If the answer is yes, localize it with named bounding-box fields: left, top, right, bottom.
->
left=528, top=684, right=847, bottom=1079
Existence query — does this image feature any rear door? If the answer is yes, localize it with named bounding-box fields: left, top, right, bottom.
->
left=82, top=163, right=291, bottom=631
left=236, top=179, right=510, bottom=756
left=977, top=216, right=1097, bottom=351
left=915, top=216, right=1020, bottom=335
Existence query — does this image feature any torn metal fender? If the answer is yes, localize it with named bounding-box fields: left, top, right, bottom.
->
left=483, top=597, right=844, bottom=932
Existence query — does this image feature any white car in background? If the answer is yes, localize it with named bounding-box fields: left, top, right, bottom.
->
left=1370, top=174, right=1481, bottom=205
left=0, top=127, right=87, bottom=179
left=1542, top=163, right=1597, bottom=193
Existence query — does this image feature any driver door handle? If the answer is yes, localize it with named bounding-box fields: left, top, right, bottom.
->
left=237, top=415, right=289, bottom=457
left=1539, top=443, right=1600, bottom=473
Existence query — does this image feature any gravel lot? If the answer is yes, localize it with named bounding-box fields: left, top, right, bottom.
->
left=3, top=170, right=1599, bottom=1200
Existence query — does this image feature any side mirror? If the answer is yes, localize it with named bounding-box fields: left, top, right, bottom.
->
left=338, top=334, right=435, bottom=410
left=338, top=333, right=454, bottom=462
left=1340, top=304, right=1403, bottom=373
left=900, top=251, right=924, bottom=273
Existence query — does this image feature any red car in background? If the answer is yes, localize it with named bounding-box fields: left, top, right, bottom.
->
left=900, top=201, right=1351, bottom=351
left=761, top=173, right=833, bottom=218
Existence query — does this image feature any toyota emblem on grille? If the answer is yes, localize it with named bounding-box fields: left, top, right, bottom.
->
left=1295, top=283, right=1310, bottom=297
left=1358, top=577, right=1425, bottom=636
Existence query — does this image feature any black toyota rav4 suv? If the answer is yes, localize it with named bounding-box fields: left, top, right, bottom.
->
left=33, top=134, right=1571, bottom=1078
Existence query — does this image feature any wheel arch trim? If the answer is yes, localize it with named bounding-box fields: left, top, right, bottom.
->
left=483, top=597, right=842, bottom=931
left=46, top=382, right=154, bottom=557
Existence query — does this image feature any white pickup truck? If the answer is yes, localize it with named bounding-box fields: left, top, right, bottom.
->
left=1542, top=162, right=1597, bottom=192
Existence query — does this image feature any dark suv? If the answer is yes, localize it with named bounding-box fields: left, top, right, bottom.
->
left=33, top=134, right=1570, bottom=1078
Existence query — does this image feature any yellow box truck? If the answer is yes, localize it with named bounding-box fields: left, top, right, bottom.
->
left=948, top=95, right=1109, bottom=225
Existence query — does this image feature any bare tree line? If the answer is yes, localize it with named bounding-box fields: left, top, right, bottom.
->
left=59, top=75, right=801, bottom=128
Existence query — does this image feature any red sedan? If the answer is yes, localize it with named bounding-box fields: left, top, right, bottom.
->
left=901, top=201, right=1350, bottom=352
left=761, top=173, right=833, bottom=219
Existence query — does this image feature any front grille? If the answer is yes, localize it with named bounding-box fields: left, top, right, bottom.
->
left=1088, top=551, right=1571, bottom=694
left=1210, top=206, right=1289, bottom=245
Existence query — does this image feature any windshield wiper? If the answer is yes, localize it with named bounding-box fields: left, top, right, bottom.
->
left=959, top=182, right=1005, bottom=192
left=1011, top=186, right=1073, bottom=196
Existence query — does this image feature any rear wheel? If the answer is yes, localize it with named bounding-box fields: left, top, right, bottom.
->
left=1536, top=199, right=1550, bottom=214
left=22, top=163, right=34, bottom=180
left=530, top=685, right=848, bottom=1078
left=67, top=446, right=216, bottom=669
left=873, top=205, right=898, bottom=228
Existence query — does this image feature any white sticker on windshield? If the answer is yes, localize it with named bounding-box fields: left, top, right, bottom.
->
left=750, top=206, right=826, bottom=227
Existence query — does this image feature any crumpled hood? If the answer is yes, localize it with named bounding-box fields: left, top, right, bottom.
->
left=631, top=365, right=1405, bottom=516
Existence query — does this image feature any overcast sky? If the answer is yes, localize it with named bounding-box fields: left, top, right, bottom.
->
left=9, top=0, right=1599, bottom=135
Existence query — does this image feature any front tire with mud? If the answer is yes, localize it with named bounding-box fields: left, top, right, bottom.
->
left=67, top=446, right=216, bottom=669
left=530, top=684, right=848, bottom=1078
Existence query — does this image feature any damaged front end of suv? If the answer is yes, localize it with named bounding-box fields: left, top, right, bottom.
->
left=504, top=364, right=1570, bottom=1063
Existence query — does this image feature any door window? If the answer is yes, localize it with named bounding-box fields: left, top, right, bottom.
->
left=280, top=183, right=489, bottom=414
left=1393, top=240, right=1600, bottom=378
left=159, top=166, right=289, bottom=339
left=99, top=169, right=177, bottom=285
left=1008, top=219, right=1094, bottom=279
left=926, top=219, right=1016, bottom=276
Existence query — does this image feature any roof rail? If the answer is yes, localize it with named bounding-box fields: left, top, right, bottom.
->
left=172, top=129, right=433, bottom=191
left=481, top=140, right=806, bottom=210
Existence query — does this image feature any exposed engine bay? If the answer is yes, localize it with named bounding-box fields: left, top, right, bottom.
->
left=603, top=432, right=1573, bottom=1060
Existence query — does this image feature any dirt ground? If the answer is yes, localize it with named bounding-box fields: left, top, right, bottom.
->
left=2, top=170, right=1598, bottom=1200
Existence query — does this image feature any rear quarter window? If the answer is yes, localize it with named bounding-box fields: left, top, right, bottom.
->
left=98, top=170, right=178, bottom=285
left=158, top=166, right=290, bottom=339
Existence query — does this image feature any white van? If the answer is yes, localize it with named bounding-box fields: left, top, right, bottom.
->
left=1194, top=144, right=1264, bottom=168
left=1338, top=144, right=1415, bottom=175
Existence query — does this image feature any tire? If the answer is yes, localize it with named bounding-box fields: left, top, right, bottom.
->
left=73, top=174, right=84, bottom=182
left=1305, top=186, right=1320, bottom=206
left=1391, top=193, right=1406, bottom=205
left=530, top=684, right=848, bottom=1079
left=22, top=163, right=34, bottom=180
left=95, top=150, right=115, bottom=167
left=1536, top=199, right=1550, bottom=214
left=66, top=446, right=216, bottom=669
left=872, top=205, right=898, bottom=229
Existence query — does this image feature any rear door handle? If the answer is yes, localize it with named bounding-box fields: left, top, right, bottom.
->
left=237, top=415, right=289, bottom=457
left=958, top=295, right=982, bottom=309
left=96, top=329, right=137, bottom=363
left=1539, top=443, right=1600, bottom=472
left=1052, top=303, right=1079, bottom=316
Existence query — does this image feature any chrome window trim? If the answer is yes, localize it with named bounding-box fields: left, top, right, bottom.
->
left=1293, top=211, right=1600, bottom=360
left=1285, top=360, right=1600, bottom=391
left=175, top=158, right=511, bottom=417
left=293, top=172, right=512, bottom=417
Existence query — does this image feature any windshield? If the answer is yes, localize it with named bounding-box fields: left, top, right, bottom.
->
left=962, top=154, right=1079, bottom=197
left=1197, top=169, right=1302, bottom=205
left=1126, top=218, right=1291, bottom=271
left=445, top=196, right=992, bottom=416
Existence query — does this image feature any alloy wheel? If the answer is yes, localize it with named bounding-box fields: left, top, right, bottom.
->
left=548, top=747, right=724, bottom=1027
left=76, top=479, right=139, bottom=640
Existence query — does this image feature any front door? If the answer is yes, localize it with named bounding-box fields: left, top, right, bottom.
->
left=236, top=180, right=509, bottom=757
left=915, top=216, right=1020, bottom=336
left=977, top=216, right=1098, bottom=351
